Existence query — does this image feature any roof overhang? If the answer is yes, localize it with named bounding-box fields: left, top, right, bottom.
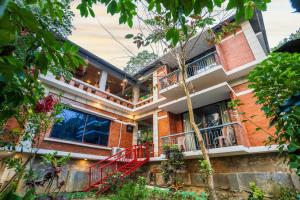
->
left=159, top=82, right=234, bottom=114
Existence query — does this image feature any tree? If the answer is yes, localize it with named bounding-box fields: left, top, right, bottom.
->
left=125, top=6, right=249, bottom=200
left=0, top=0, right=81, bottom=197
left=248, top=52, right=300, bottom=176
left=291, top=0, right=300, bottom=12
left=124, top=50, right=158, bottom=75
left=0, top=0, right=83, bottom=126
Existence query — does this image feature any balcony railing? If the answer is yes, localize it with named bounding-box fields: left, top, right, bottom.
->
left=56, top=77, right=134, bottom=109
left=160, top=122, right=244, bottom=152
left=159, top=52, right=220, bottom=90
left=136, top=96, right=153, bottom=108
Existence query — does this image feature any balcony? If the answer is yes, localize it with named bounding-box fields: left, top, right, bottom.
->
left=160, top=122, right=248, bottom=156
left=40, top=75, right=134, bottom=111
left=159, top=52, right=227, bottom=99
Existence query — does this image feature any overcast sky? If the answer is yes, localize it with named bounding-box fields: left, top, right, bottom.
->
left=68, top=0, right=300, bottom=69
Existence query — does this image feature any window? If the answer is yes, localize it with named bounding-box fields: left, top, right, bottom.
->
left=50, top=108, right=111, bottom=146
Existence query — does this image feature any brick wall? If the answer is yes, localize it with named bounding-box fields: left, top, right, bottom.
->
left=216, top=32, right=255, bottom=71
left=231, top=82, right=275, bottom=146
left=157, top=111, right=183, bottom=154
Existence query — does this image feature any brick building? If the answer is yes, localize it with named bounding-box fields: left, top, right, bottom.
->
left=1, top=11, right=299, bottom=195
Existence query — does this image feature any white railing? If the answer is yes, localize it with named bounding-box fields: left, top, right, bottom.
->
left=136, top=96, right=153, bottom=108
left=159, top=52, right=220, bottom=90
left=160, top=122, right=244, bottom=152
left=57, top=77, right=134, bottom=108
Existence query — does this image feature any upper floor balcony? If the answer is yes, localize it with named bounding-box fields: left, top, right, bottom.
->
left=40, top=61, right=155, bottom=113
left=159, top=52, right=228, bottom=99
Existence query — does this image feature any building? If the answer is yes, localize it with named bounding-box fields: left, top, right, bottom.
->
left=0, top=12, right=299, bottom=196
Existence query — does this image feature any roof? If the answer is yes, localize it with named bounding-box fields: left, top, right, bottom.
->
left=65, top=10, right=269, bottom=80
left=274, top=39, right=300, bottom=53
left=67, top=40, right=138, bottom=84
left=134, top=10, right=269, bottom=77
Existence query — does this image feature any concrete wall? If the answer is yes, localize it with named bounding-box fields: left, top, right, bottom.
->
left=135, top=153, right=300, bottom=199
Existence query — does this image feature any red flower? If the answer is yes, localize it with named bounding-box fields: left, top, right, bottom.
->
left=35, top=95, right=58, bottom=113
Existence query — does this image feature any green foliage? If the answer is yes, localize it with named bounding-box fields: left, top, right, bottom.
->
left=41, top=151, right=70, bottom=168
left=248, top=182, right=264, bottom=200
left=77, top=0, right=271, bottom=46
left=138, top=128, right=153, bottom=144
left=161, top=144, right=184, bottom=189
left=112, top=177, right=148, bottom=200
left=124, top=50, right=158, bottom=75
left=106, top=172, right=123, bottom=193
left=271, top=185, right=299, bottom=200
left=112, top=179, right=208, bottom=200
left=199, top=158, right=214, bottom=177
left=0, top=0, right=83, bottom=129
left=146, top=187, right=208, bottom=200
left=248, top=52, right=300, bottom=175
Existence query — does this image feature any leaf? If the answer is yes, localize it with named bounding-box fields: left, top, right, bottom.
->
left=255, top=127, right=261, bottom=131
left=148, top=0, right=155, bottom=11
left=107, top=0, right=117, bottom=15
left=125, top=34, right=134, bottom=39
left=245, top=2, right=254, bottom=19
left=166, top=28, right=175, bottom=41
left=88, top=7, right=95, bottom=17
left=0, top=0, right=9, bottom=18
left=214, top=0, right=224, bottom=7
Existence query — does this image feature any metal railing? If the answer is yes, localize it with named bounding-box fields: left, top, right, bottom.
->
left=160, top=122, right=243, bottom=152
left=87, top=143, right=153, bottom=190
left=159, top=52, right=220, bottom=90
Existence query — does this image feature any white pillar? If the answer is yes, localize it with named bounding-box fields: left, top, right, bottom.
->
left=153, top=111, right=159, bottom=156
left=99, top=71, right=108, bottom=91
left=241, top=21, right=266, bottom=61
left=153, top=70, right=158, bottom=101
left=132, top=86, right=140, bottom=104
left=132, top=122, right=139, bottom=145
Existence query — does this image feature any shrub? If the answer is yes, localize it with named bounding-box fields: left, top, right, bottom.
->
left=272, top=185, right=298, bottom=200
left=248, top=182, right=264, bottom=200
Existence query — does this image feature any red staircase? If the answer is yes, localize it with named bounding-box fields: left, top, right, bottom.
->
left=84, top=143, right=153, bottom=194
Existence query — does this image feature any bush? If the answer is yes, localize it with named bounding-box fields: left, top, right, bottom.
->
left=272, top=185, right=298, bottom=200
left=111, top=176, right=208, bottom=200
left=112, top=176, right=148, bottom=200
left=248, top=182, right=264, bottom=200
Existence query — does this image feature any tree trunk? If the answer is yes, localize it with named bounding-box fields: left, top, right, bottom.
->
left=177, top=54, right=217, bottom=200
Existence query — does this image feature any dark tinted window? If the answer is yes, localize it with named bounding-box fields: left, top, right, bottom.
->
left=50, top=108, right=111, bottom=146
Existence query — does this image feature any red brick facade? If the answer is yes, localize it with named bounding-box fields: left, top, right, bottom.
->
left=231, top=83, right=275, bottom=146
left=216, top=32, right=255, bottom=71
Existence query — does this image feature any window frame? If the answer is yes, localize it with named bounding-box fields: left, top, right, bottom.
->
left=49, top=107, right=112, bottom=147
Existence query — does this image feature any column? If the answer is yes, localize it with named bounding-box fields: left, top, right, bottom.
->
left=99, top=70, right=108, bottom=91
left=153, top=70, right=158, bottom=101
left=153, top=111, right=159, bottom=156
left=132, top=122, right=138, bottom=145
left=132, top=86, right=140, bottom=104
left=241, top=21, right=266, bottom=61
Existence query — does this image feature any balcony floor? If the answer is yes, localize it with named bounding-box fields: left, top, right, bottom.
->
left=159, top=82, right=234, bottom=114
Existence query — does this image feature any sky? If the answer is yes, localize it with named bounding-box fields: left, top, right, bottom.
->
left=68, top=0, right=300, bottom=69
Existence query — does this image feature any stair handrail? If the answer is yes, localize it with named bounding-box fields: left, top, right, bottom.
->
left=88, top=143, right=152, bottom=188
left=89, top=146, right=131, bottom=168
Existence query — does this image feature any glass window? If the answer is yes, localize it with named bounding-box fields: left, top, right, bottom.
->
left=50, top=108, right=111, bottom=146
